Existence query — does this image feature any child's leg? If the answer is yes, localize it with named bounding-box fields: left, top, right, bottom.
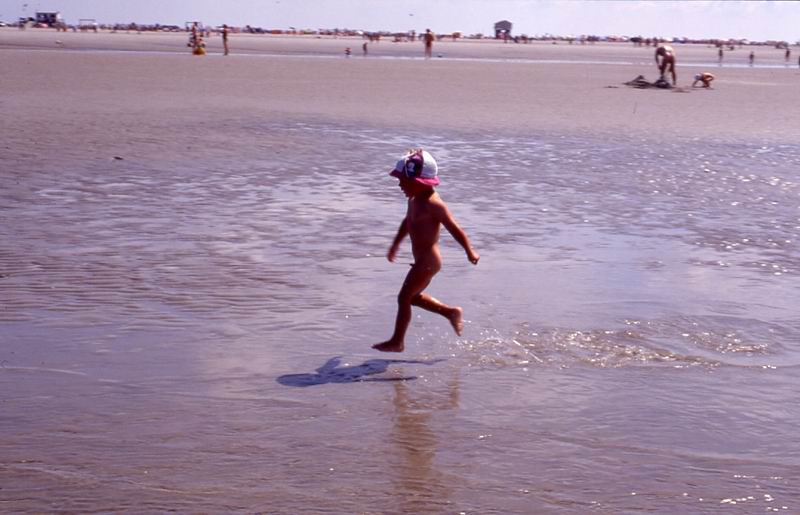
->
left=412, top=293, right=463, bottom=336
left=373, top=265, right=434, bottom=353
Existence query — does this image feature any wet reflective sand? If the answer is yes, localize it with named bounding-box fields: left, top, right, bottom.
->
left=2, top=42, right=800, bottom=512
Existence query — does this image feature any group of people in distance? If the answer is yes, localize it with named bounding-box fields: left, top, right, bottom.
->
left=188, top=22, right=230, bottom=56
left=358, top=28, right=436, bottom=59
left=655, top=44, right=715, bottom=89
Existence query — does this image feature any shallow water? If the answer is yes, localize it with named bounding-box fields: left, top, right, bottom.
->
left=2, top=119, right=800, bottom=512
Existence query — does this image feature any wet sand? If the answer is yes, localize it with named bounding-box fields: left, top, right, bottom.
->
left=2, top=30, right=800, bottom=512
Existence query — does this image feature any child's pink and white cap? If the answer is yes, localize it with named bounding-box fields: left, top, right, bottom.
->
left=389, top=149, right=440, bottom=186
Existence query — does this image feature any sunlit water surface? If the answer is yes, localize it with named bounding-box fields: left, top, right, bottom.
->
left=2, top=121, right=799, bottom=512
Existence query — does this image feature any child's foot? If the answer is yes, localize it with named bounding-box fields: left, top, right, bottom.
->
left=372, top=340, right=404, bottom=353
left=449, top=307, right=463, bottom=336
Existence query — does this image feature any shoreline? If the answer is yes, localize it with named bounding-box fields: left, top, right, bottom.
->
left=4, top=44, right=798, bottom=71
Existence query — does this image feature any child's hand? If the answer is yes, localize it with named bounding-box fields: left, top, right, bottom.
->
left=467, top=250, right=480, bottom=265
left=387, top=245, right=398, bottom=262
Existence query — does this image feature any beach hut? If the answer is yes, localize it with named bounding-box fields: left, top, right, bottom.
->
left=494, top=20, right=512, bottom=39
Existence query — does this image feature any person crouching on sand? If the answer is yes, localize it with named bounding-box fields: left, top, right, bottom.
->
left=692, top=72, right=715, bottom=88
left=373, top=149, right=480, bottom=353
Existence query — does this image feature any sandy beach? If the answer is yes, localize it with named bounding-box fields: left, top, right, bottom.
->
left=2, top=28, right=799, bottom=144
left=2, top=29, right=800, bottom=512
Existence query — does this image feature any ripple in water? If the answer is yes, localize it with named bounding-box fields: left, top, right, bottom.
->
left=453, top=314, right=797, bottom=370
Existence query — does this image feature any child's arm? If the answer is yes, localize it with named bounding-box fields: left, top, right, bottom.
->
left=436, top=203, right=480, bottom=265
left=387, top=218, right=408, bottom=262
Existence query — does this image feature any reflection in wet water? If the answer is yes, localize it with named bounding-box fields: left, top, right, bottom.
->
left=2, top=120, right=799, bottom=511
left=387, top=378, right=460, bottom=513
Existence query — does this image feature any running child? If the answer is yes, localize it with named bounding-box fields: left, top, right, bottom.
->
left=373, top=149, right=480, bottom=353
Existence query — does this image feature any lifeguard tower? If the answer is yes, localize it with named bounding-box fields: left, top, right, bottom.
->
left=35, top=11, right=62, bottom=27
left=494, top=20, right=512, bottom=39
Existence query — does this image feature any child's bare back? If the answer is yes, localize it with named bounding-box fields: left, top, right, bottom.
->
left=373, top=150, right=479, bottom=353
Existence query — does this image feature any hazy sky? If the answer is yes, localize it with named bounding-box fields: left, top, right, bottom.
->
left=2, top=1, right=798, bottom=42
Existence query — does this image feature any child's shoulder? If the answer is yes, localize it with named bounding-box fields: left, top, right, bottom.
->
left=413, top=190, right=443, bottom=205
left=425, top=192, right=451, bottom=217
left=429, top=190, right=446, bottom=206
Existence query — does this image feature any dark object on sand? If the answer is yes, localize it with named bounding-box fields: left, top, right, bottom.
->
left=625, top=75, right=672, bottom=89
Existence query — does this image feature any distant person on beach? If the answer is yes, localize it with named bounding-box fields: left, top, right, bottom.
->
left=373, top=149, right=479, bottom=353
left=424, top=29, right=434, bottom=58
left=692, top=72, right=715, bottom=88
left=785, top=48, right=791, bottom=62
left=655, top=44, right=676, bottom=85
left=362, top=41, right=368, bottom=56
left=718, top=47, right=723, bottom=63
left=749, top=51, right=755, bottom=66
left=222, top=24, right=230, bottom=56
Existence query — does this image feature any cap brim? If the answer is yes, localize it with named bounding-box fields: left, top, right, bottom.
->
left=389, top=170, right=439, bottom=186
left=415, top=177, right=440, bottom=186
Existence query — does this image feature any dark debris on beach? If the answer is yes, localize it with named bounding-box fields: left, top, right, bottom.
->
left=623, top=75, right=691, bottom=93
left=625, top=75, right=672, bottom=89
